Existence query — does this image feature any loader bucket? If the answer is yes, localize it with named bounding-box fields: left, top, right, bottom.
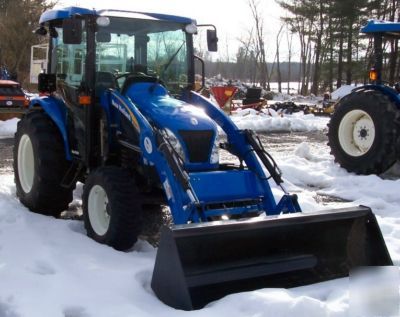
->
left=151, top=206, right=392, bottom=310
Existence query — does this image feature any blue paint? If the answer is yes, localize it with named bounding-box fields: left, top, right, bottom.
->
left=353, top=85, right=400, bottom=108
left=29, top=96, right=71, bottom=160
left=361, top=20, right=400, bottom=34
left=40, top=6, right=193, bottom=25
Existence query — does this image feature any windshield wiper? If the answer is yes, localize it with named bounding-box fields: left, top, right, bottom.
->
left=160, top=42, right=185, bottom=77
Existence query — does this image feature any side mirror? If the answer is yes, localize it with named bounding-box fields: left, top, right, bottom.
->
left=38, top=73, right=56, bottom=93
left=207, top=29, right=218, bottom=52
left=62, top=18, right=82, bottom=44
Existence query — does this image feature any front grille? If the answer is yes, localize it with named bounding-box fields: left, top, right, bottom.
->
left=179, top=130, right=214, bottom=163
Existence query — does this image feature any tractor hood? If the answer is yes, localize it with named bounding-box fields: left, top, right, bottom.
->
left=125, top=82, right=217, bottom=132
left=125, top=82, right=219, bottom=169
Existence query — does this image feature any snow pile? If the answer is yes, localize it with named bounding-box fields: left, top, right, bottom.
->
left=231, top=109, right=330, bottom=132
left=206, top=75, right=249, bottom=95
left=331, top=85, right=357, bottom=100
left=277, top=142, right=400, bottom=263
left=0, top=118, right=18, bottom=139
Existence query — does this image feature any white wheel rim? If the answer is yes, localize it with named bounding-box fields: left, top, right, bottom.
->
left=88, top=185, right=110, bottom=236
left=18, top=134, right=35, bottom=193
left=338, top=109, right=375, bottom=157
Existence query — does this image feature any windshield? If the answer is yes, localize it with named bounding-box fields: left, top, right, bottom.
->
left=51, top=16, right=191, bottom=96
left=96, top=16, right=190, bottom=95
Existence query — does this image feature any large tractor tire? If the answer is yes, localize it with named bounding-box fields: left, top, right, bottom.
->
left=13, top=110, right=74, bottom=216
left=82, top=167, right=143, bottom=251
left=328, top=90, right=400, bottom=175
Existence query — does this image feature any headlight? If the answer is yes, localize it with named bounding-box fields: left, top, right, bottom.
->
left=164, top=129, right=186, bottom=161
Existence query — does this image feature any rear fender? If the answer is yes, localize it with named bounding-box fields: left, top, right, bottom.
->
left=29, top=96, right=71, bottom=160
left=352, top=85, right=400, bottom=108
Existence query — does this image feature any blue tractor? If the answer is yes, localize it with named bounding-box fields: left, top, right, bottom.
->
left=328, top=20, right=400, bottom=175
left=14, top=8, right=392, bottom=310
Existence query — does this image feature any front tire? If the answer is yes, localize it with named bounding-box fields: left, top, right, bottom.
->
left=328, top=90, right=400, bottom=174
left=82, top=167, right=143, bottom=251
left=13, top=110, right=73, bottom=216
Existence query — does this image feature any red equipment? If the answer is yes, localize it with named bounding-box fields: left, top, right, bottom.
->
left=210, top=86, right=238, bottom=111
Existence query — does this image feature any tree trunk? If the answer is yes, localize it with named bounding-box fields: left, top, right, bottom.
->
left=276, top=24, right=284, bottom=93
left=345, top=18, right=353, bottom=85
left=311, top=0, right=324, bottom=95
left=304, top=44, right=314, bottom=95
left=287, top=31, right=293, bottom=94
left=337, top=21, right=344, bottom=88
left=328, top=16, right=334, bottom=92
left=389, top=40, right=398, bottom=84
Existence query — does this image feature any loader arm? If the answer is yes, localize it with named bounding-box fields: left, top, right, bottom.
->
left=185, top=90, right=301, bottom=214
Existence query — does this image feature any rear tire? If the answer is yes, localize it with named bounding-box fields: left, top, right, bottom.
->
left=13, top=110, right=73, bottom=216
left=82, top=167, right=143, bottom=251
left=328, top=90, right=400, bottom=174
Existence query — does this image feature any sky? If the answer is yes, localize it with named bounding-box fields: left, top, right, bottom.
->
left=56, top=0, right=293, bottom=62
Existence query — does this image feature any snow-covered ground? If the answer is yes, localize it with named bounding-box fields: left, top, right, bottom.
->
left=0, top=118, right=18, bottom=139
left=330, top=85, right=359, bottom=100
left=231, top=108, right=329, bottom=132
left=0, top=115, right=399, bottom=316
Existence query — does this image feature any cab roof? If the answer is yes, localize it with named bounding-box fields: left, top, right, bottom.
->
left=361, top=20, right=400, bottom=37
left=39, top=6, right=194, bottom=25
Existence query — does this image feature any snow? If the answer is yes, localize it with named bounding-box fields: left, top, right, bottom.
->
left=231, top=109, right=330, bottom=132
left=0, top=113, right=400, bottom=316
left=331, top=85, right=358, bottom=100
left=0, top=118, right=18, bottom=139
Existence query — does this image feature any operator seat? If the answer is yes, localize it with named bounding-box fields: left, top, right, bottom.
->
left=121, top=75, right=159, bottom=95
left=95, top=71, right=118, bottom=99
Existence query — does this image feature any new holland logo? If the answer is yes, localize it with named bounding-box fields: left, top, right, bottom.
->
left=110, top=94, right=141, bottom=132
left=111, top=99, right=131, bottom=122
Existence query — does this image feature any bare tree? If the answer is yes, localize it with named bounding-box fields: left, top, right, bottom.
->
left=248, top=0, right=270, bottom=89
left=286, top=26, right=293, bottom=94
left=0, top=0, right=56, bottom=85
left=311, top=0, right=324, bottom=95
left=275, top=24, right=284, bottom=93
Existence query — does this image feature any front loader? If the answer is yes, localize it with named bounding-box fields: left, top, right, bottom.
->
left=14, top=7, right=392, bottom=310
